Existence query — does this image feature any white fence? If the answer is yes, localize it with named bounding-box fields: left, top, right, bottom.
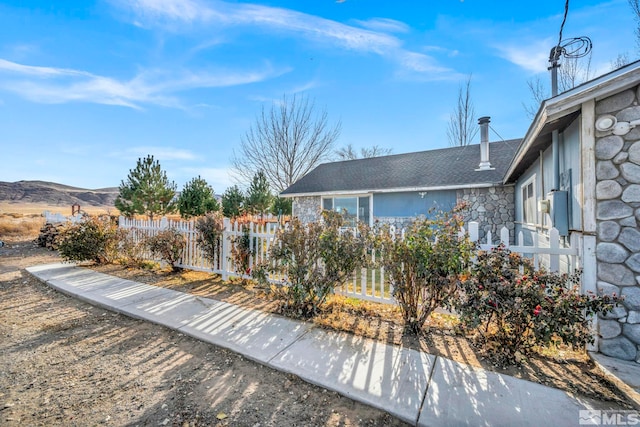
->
left=118, top=216, right=579, bottom=306
left=43, top=210, right=85, bottom=224
left=118, top=216, right=280, bottom=281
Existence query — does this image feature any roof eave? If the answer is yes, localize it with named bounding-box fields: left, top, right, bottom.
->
left=503, top=61, right=640, bottom=184
left=280, top=181, right=513, bottom=198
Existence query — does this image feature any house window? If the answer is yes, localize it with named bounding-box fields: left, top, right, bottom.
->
left=522, top=177, right=536, bottom=225
left=322, top=196, right=370, bottom=226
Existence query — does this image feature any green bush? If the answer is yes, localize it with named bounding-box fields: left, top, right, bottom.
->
left=254, top=211, right=369, bottom=317
left=195, top=212, right=225, bottom=268
left=146, top=228, right=186, bottom=272
left=373, top=204, right=476, bottom=334
left=455, top=246, right=622, bottom=365
left=57, top=217, right=118, bottom=264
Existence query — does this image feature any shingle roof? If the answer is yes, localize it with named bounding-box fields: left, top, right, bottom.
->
left=281, top=139, right=522, bottom=196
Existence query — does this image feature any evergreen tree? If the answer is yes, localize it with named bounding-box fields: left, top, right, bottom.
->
left=221, top=185, right=244, bottom=218
left=271, top=196, right=292, bottom=216
left=177, top=176, right=219, bottom=219
left=115, top=155, right=177, bottom=220
left=245, top=171, right=273, bottom=216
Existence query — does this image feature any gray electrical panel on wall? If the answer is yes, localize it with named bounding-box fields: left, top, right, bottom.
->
left=548, top=190, right=569, bottom=236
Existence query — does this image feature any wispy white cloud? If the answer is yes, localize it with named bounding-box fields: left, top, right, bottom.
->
left=495, top=38, right=554, bottom=73
left=352, top=18, right=410, bottom=34
left=111, top=0, right=455, bottom=77
left=0, top=59, right=287, bottom=108
left=117, top=0, right=216, bottom=25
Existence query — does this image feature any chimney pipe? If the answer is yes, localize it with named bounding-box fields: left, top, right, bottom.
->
left=476, top=116, right=494, bottom=171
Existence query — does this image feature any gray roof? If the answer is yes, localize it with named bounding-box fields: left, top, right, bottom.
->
left=281, top=139, right=522, bottom=196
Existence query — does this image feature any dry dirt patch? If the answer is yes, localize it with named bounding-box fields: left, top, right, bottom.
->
left=0, top=240, right=406, bottom=426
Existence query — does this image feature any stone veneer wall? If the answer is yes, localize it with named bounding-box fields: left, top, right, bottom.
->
left=292, top=196, right=322, bottom=223
left=373, top=217, right=415, bottom=229
left=292, top=187, right=515, bottom=245
left=595, top=87, right=640, bottom=363
left=456, top=186, right=515, bottom=244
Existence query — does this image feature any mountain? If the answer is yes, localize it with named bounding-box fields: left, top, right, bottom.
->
left=0, top=180, right=118, bottom=207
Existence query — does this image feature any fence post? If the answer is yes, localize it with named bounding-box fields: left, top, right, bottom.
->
left=500, top=227, right=510, bottom=247
left=549, top=227, right=560, bottom=272
left=468, top=221, right=479, bottom=242
left=221, top=218, right=231, bottom=281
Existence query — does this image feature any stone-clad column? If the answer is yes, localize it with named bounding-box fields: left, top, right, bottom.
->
left=595, top=87, right=640, bottom=363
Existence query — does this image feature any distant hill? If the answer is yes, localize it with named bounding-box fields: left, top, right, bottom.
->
left=0, top=180, right=118, bottom=208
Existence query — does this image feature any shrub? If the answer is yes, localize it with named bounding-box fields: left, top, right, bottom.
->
left=114, top=228, right=147, bottom=268
left=254, top=211, right=369, bottom=317
left=146, top=228, right=186, bottom=272
left=455, top=246, right=622, bottom=365
left=57, top=217, right=118, bottom=264
left=195, top=212, right=225, bottom=268
left=230, top=225, right=254, bottom=276
left=373, top=204, right=476, bottom=334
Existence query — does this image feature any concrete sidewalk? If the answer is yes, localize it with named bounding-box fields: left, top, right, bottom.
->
left=27, top=263, right=636, bottom=426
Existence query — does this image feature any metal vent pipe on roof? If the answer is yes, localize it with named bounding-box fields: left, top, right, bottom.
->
left=476, top=116, right=494, bottom=171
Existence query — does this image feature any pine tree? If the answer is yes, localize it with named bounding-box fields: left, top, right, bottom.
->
left=245, top=171, right=273, bottom=216
left=271, top=196, right=292, bottom=216
left=221, top=185, right=244, bottom=218
left=177, top=176, right=219, bottom=219
left=115, top=155, right=177, bottom=220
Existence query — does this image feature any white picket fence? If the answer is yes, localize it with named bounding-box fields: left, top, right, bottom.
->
left=43, top=210, right=85, bottom=224
left=118, top=216, right=579, bottom=306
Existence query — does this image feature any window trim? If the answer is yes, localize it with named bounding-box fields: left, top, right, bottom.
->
left=521, top=175, right=537, bottom=226
left=321, top=194, right=372, bottom=226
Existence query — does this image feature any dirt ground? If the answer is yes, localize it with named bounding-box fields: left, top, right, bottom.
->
left=1, top=237, right=635, bottom=427
left=0, top=239, right=408, bottom=427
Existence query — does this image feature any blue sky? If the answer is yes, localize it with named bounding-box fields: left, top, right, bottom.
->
left=0, top=0, right=636, bottom=193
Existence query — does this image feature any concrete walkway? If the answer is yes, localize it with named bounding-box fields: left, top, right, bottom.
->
left=27, top=263, right=638, bottom=426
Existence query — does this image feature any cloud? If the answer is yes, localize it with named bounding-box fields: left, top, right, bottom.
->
left=116, top=0, right=216, bottom=25
left=111, top=0, right=454, bottom=76
left=495, top=38, right=554, bottom=73
left=352, top=18, right=410, bottom=34
left=0, top=59, right=287, bottom=108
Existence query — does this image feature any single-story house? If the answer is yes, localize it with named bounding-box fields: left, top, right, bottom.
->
left=281, top=118, right=521, bottom=243
left=281, top=60, right=640, bottom=364
left=503, top=60, right=640, bottom=363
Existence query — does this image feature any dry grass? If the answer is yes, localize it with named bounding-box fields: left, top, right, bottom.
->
left=0, top=201, right=117, bottom=216
left=0, top=203, right=117, bottom=241
left=0, top=213, right=45, bottom=240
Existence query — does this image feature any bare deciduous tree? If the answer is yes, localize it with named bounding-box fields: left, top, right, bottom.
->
left=232, top=94, right=341, bottom=193
left=611, top=52, right=630, bottom=70
left=523, top=76, right=548, bottom=120
left=447, top=76, right=477, bottom=146
left=523, top=53, right=592, bottom=119
left=559, top=54, right=592, bottom=93
left=334, top=144, right=392, bottom=161
left=631, top=0, right=640, bottom=51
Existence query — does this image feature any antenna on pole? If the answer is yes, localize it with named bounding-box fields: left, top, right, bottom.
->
left=547, top=0, right=592, bottom=96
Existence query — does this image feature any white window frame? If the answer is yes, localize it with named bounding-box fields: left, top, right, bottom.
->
left=321, top=194, right=372, bottom=226
left=521, top=175, right=537, bottom=226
